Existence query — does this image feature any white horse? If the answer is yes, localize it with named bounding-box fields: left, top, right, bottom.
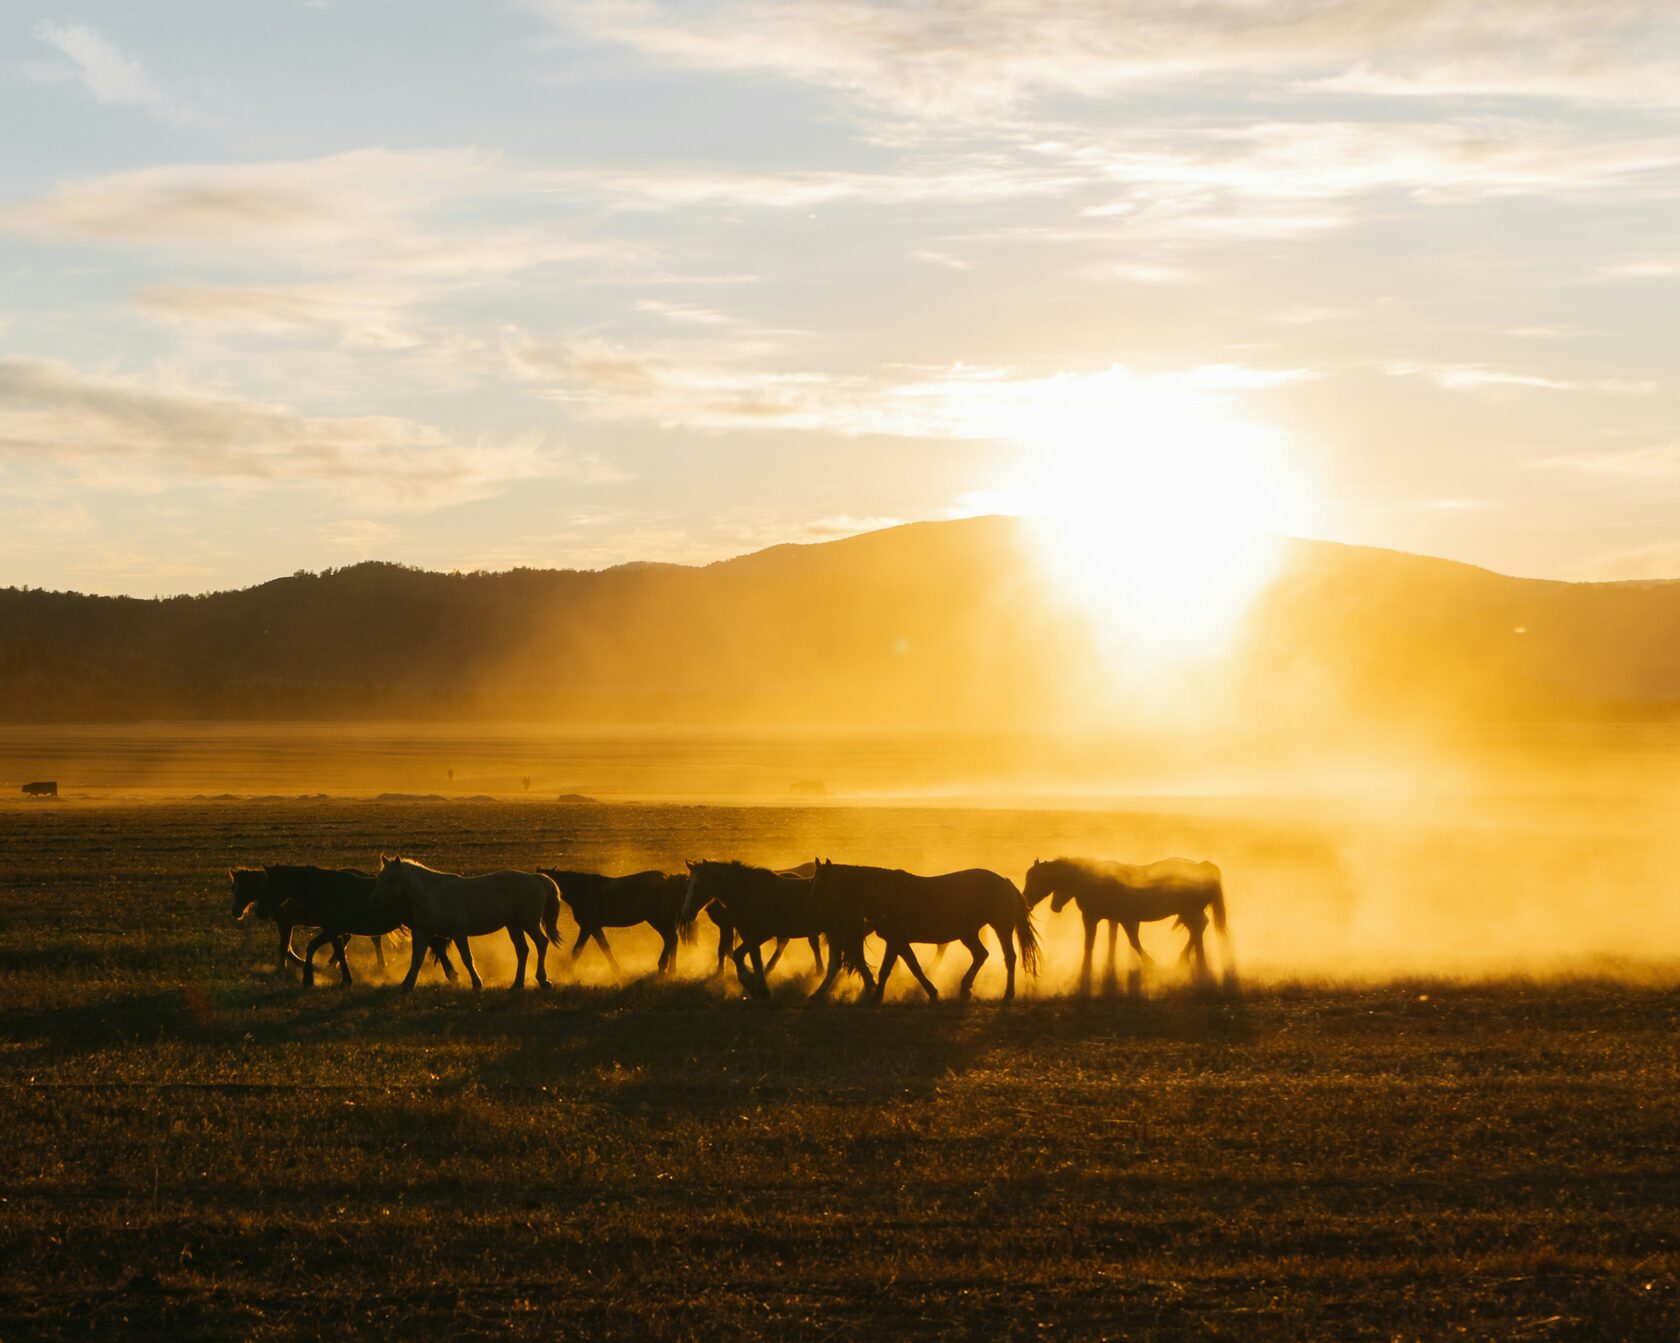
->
left=372, top=854, right=560, bottom=991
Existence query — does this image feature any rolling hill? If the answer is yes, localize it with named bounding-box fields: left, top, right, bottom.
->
left=2, top=516, right=1678, bottom=725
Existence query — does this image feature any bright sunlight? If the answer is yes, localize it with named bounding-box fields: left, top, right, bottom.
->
left=978, top=367, right=1315, bottom=665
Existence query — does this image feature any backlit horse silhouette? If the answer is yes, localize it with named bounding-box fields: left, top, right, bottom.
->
left=539, top=869, right=693, bottom=975
left=1024, top=856, right=1231, bottom=993
left=680, top=861, right=838, bottom=998
left=808, top=859, right=1039, bottom=1004
left=373, top=855, right=559, bottom=991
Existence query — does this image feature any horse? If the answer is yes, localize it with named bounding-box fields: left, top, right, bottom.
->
left=538, top=869, right=694, bottom=975
left=229, top=866, right=411, bottom=978
left=679, top=861, right=843, bottom=999
left=372, top=855, right=560, bottom=992
left=228, top=865, right=457, bottom=987
left=699, top=861, right=825, bottom=981
left=807, top=859, right=1039, bottom=1004
left=1023, top=856, right=1231, bottom=993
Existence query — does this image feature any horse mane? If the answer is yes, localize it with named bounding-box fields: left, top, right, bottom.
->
left=382, top=854, right=453, bottom=877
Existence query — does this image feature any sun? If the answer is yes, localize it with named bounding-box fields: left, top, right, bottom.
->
left=987, top=371, right=1312, bottom=667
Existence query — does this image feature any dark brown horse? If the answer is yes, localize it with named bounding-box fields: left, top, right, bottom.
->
left=1024, top=856, right=1230, bottom=993
left=228, top=865, right=456, bottom=986
left=539, top=869, right=693, bottom=975
left=700, top=861, right=824, bottom=980
left=679, top=861, right=845, bottom=998
left=808, top=859, right=1039, bottom=1004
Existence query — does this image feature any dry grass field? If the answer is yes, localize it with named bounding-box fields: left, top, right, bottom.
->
left=1, top=796, right=1677, bottom=1339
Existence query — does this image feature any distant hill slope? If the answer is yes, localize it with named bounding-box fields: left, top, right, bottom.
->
left=2, top=516, right=1678, bottom=724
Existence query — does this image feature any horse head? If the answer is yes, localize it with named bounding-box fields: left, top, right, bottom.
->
left=679, top=860, right=711, bottom=925
left=1022, top=858, right=1055, bottom=909
left=228, top=867, right=266, bottom=921
left=371, top=853, right=411, bottom=921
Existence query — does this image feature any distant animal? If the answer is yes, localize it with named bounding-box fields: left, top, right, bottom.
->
left=539, top=869, right=694, bottom=975
left=680, top=861, right=838, bottom=999
left=21, top=781, right=56, bottom=797
left=701, top=861, right=825, bottom=980
left=808, top=859, right=1039, bottom=1004
left=1023, top=857, right=1231, bottom=993
left=372, top=855, right=560, bottom=991
left=227, top=865, right=456, bottom=986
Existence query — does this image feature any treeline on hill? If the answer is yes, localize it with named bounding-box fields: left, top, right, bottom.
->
left=2, top=516, right=1680, bottom=725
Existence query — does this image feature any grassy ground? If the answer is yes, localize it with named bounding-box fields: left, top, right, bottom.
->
left=1, top=801, right=1677, bottom=1339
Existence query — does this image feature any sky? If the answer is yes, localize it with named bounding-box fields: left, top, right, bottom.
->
left=1, top=0, right=1677, bottom=596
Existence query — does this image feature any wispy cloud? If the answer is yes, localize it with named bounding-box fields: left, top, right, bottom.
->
left=28, top=21, right=204, bottom=125
left=541, top=0, right=1680, bottom=119
left=1384, top=363, right=1658, bottom=395
left=503, top=327, right=1307, bottom=442
left=0, top=355, right=612, bottom=509
left=1, top=149, right=650, bottom=347
left=1538, top=442, right=1680, bottom=478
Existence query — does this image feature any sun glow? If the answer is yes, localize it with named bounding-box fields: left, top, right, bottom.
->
left=984, top=368, right=1313, bottom=667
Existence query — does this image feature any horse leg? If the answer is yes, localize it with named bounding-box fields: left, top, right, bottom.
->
left=571, top=928, right=592, bottom=966
left=762, top=937, right=789, bottom=975
left=1079, top=916, right=1097, bottom=995
left=591, top=929, right=624, bottom=975
left=958, top=934, right=988, bottom=999
left=1104, top=920, right=1121, bottom=996
left=529, top=922, right=550, bottom=988
left=901, top=945, right=939, bottom=1002
left=372, top=934, right=386, bottom=971
left=455, top=935, right=483, bottom=992
left=871, top=945, right=900, bottom=1006
left=507, top=925, right=528, bottom=990
left=333, top=935, right=353, bottom=987
left=808, top=942, right=845, bottom=1002
left=730, top=943, right=757, bottom=996
left=656, top=923, right=677, bottom=976
left=808, top=936, right=824, bottom=976
left=431, top=938, right=459, bottom=982
left=279, top=921, right=307, bottom=971
left=1123, top=921, right=1156, bottom=968
left=399, top=932, right=427, bottom=993
left=303, top=931, right=334, bottom=987
left=999, top=924, right=1017, bottom=1001
left=1123, top=920, right=1149, bottom=998
left=747, top=941, right=772, bottom=998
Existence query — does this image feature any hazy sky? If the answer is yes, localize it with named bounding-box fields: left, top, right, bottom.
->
left=2, top=1, right=1677, bottom=594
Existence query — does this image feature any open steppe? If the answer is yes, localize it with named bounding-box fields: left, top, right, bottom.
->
left=1, top=786, right=1677, bottom=1339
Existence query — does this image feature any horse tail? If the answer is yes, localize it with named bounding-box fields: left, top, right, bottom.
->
left=1011, top=883, right=1042, bottom=977
left=1209, top=872, right=1229, bottom=937
left=541, top=879, right=562, bottom=944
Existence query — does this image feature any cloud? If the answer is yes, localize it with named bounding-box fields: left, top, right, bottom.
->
left=28, top=21, right=203, bottom=125
left=1384, top=363, right=1658, bottom=395
left=1, top=149, right=652, bottom=348
left=0, top=355, right=610, bottom=509
left=1538, top=442, right=1680, bottom=478
left=503, top=327, right=1307, bottom=442
left=1582, top=541, right=1680, bottom=581
left=540, top=0, right=1680, bottom=119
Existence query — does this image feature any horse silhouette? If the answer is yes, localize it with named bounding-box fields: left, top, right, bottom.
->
left=680, top=861, right=837, bottom=998
left=373, top=855, right=559, bottom=991
left=808, top=859, right=1039, bottom=1005
left=1024, top=856, right=1231, bottom=993
left=228, top=864, right=455, bottom=986
left=539, top=869, right=693, bottom=975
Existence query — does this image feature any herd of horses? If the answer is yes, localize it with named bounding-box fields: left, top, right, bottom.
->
left=227, top=853, right=1233, bottom=1002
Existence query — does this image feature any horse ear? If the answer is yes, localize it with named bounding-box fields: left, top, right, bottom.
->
left=685, top=859, right=696, bottom=872
left=227, top=867, right=236, bottom=881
